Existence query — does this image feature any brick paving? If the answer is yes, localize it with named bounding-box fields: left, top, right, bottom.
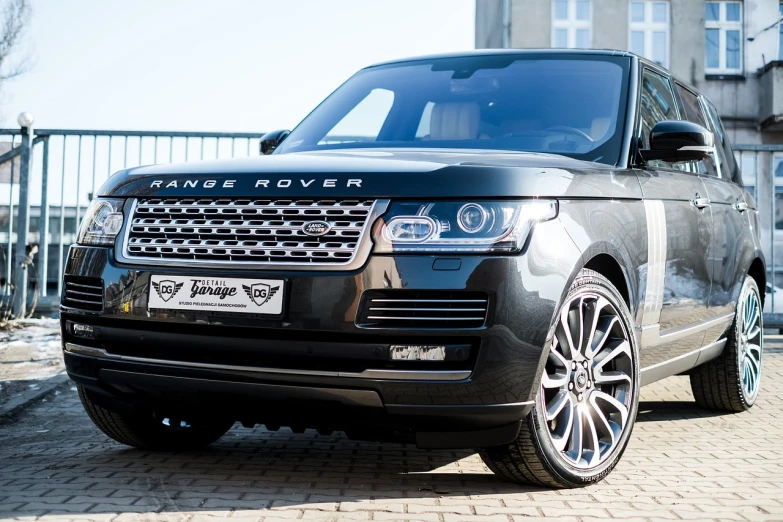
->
left=0, top=339, right=781, bottom=521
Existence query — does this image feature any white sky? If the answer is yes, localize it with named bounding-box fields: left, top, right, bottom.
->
left=0, top=0, right=475, bottom=132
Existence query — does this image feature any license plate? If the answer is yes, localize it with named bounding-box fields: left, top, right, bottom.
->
left=148, top=275, right=284, bottom=315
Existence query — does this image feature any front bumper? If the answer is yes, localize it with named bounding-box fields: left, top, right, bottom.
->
left=62, top=240, right=572, bottom=447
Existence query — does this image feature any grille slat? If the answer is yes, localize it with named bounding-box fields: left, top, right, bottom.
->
left=63, top=276, right=103, bottom=312
left=358, top=291, right=489, bottom=329
left=124, top=198, right=376, bottom=264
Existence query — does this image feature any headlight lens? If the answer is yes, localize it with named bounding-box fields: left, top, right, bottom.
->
left=373, top=200, right=557, bottom=253
left=77, top=198, right=125, bottom=246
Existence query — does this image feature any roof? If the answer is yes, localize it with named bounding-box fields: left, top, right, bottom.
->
left=365, top=48, right=637, bottom=69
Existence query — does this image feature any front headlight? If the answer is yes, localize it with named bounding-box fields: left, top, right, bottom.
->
left=373, top=200, right=557, bottom=254
left=77, top=198, right=125, bottom=246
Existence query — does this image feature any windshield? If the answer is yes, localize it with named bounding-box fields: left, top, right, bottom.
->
left=276, top=54, right=631, bottom=165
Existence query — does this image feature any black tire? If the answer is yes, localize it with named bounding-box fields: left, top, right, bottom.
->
left=479, top=269, right=640, bottom=488
left=78, top=386, right=234, bottom=451
left=690, top=275, right=763, bottom=412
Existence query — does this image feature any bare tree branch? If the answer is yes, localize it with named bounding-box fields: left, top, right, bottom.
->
left=0, top=0, right=31, bottom=82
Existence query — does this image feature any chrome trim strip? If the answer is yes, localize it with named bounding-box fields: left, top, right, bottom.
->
left=64, top=343, right=471, bottom=381
left=62, top=296, right=102, bottom=306
left=649, top=312, right=734, bottom=347
left=115, top=198, right=390, bottom=271
left=366, top=316, right=486, bottom=321
left=641, top=199, right=666, bottom=329
left=640, top=338, right=727, bottom=386
left=371, top=299, right=488, bottom=304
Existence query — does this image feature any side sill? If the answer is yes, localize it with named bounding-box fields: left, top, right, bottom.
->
left=64, top=343, right=472, bottom=382
left=640, top=338, right=727, bottom=386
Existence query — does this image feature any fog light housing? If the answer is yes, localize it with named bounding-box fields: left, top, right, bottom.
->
left=390, top=345, right=447, bottom=361
left=71, top=323, right=95, bottom=339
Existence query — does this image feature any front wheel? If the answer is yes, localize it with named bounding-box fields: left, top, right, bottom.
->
left=78, top=386, right=234, bottom=451
left=479, top=269, right=640, bottom=487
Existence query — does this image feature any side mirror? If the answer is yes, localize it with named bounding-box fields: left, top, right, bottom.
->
left=640, top=120, right=714, bottom=163
left=259, top=129, right=290, bottom=155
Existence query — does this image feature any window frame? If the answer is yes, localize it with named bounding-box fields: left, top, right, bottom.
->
left=628, top=1, right=670, bottom=69
left=704, top=1, right=744, bottom=75
left=551, top=0, right=592, bottom=49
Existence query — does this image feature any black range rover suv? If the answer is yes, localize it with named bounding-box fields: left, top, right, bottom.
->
left=63, top=50, right=765, bottom=487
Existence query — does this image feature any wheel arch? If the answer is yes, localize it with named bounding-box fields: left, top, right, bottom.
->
left=747, top=256, right=766, bottom=306
left=583, top=253, right=631, bottom=309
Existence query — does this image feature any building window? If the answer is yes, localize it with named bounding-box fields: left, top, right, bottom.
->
left=705, top=2, right=743, bottom=74
left=737, top=152, right=757, bottom=201
left=552, top=0, right=591, bottom=49
left=629, top=1, right=669, bottom=69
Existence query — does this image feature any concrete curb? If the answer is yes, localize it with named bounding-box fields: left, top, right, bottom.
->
left=0, top=373, right=71, bottom=421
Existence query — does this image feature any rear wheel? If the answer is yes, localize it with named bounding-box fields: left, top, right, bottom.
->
left=690, top=276, right=763, bottom=412
left=479, top=269, right=640, bottom=487
left=78, top=386, right=234, bottom=451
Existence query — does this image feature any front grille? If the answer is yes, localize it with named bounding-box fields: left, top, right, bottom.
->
left=62, top=276, right=103, bottom=312
left=357, top=290, right=489, bottom=329
left=123, top=198, right=377, bottom=265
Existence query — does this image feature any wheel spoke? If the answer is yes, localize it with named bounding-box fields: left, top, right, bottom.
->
left=593, top=340, right=631, bottom=374
left=747, top=325, right=761, bottom=341
left=583, top=407, right=602, bottom=466
left=546, top=390, right=571, bottom=420
left=551, top=397, right=574, bottom=452
left=548, top=345, right=569, bottom=369
left=556, top=306, right=577, bottom=360
left=594, top=369, right=632, bottom=386
left=747, top=343, right=762, bottom=359
left=583, top=296, right=610, bottom=355
left=589, top=397, right=620, bottom=447
left=746, top=353, right=760, bottom=375
left=591, top=390, right=629, bottom=426
left=542, top=370, right=569, bottom=389
left=566, top=407, right=584, bottom=463
left=745, top=299, right=759, bottom=336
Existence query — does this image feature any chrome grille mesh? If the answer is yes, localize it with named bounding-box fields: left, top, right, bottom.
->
left=123, top=198, right=376, bottom=264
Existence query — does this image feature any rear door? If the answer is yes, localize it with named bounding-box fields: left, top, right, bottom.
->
left=634, top=68, right=713, bottom=367
left=691, top=92, right=749, bottom=344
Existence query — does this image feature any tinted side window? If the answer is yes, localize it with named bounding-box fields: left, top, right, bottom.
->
left=639, top=69, right=682, bottom=170
left=702, top=98, right=741, bottom=185
left=675, top=84, right=707, bottom=126
left=674, top=83, right=719, bottom=177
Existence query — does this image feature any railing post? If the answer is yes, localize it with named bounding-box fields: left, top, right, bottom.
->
left=12, top=112, right=34, bottom=317
left=38, top=137, right=50, bottom=297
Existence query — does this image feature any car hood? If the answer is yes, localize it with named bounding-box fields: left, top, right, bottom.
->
left=98, top=148, right=639, bottom=199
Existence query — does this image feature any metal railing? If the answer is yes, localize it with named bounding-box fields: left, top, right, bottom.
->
left=0, top=123, right=266, bottom=316
left=733, top=144, right=783, bottom=327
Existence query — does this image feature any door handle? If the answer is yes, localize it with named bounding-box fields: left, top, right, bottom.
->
left=691, top=197, right=711, bottom=209
left=735, top=201, right=749, bottom=212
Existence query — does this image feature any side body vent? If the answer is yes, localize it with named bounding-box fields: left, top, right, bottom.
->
left=62, top=276, right=104, bottom=312
left=357, top=290, right=489, bottom=329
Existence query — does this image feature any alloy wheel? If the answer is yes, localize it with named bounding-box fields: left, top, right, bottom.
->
left=739, top=287, right=763, bottom=399
left=540, top=293, right=634, bottom=469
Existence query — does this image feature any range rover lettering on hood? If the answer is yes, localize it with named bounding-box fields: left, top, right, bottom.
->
left=149, top=178, right=363, bottom=189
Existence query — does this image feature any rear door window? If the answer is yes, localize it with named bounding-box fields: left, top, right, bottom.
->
left=674, top=83, right=719, bottom=177
left=639, top=69, right=683, bottom=171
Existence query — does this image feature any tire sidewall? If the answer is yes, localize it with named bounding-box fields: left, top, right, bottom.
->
left=734, top=276, right=763, bottom=408
left=531, top=270, right=641, bottom=486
